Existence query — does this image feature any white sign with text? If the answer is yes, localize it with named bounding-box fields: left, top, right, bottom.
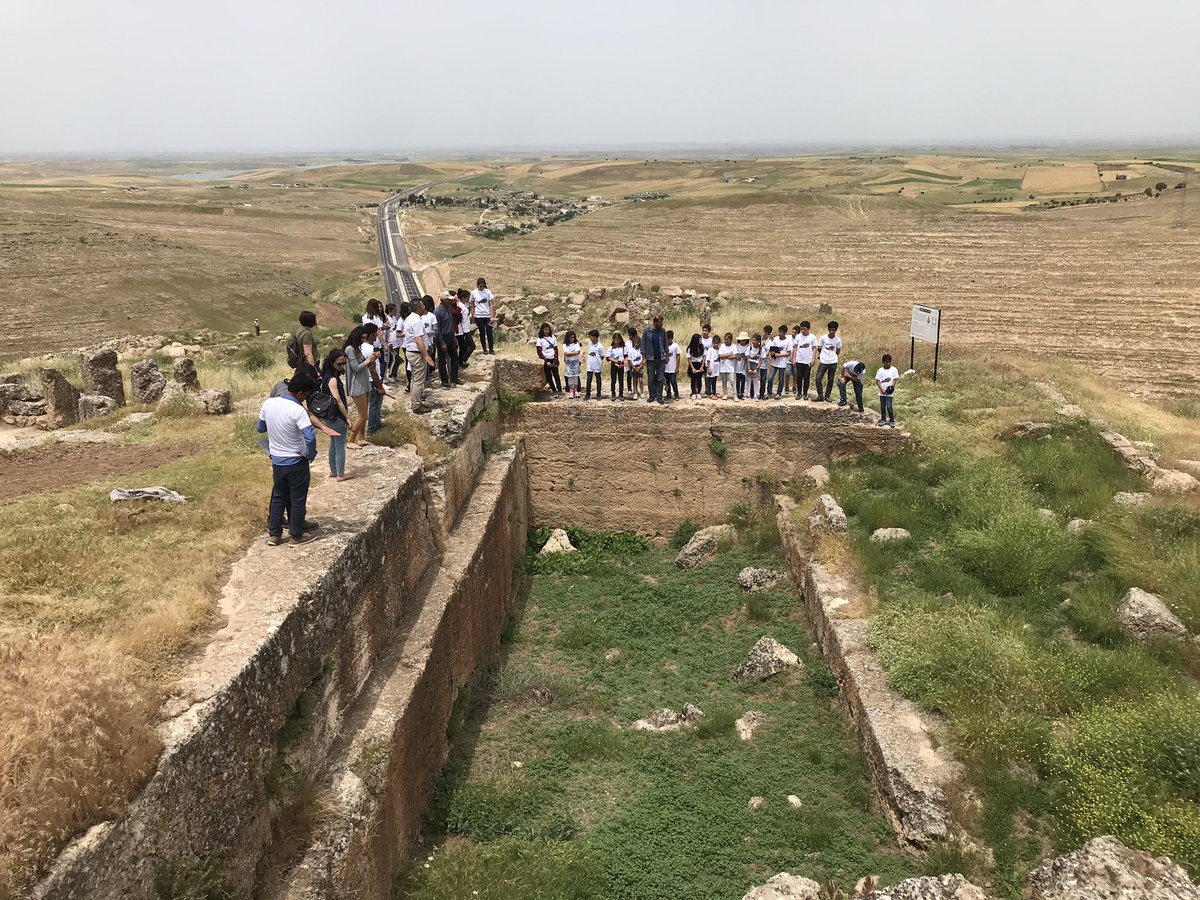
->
left=910, top=304, right=941, bottom=343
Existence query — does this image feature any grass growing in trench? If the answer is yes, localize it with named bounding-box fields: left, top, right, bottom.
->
left=832, top=414, right=1200, bottom=895
left=397, top=531, right=915, bottom=900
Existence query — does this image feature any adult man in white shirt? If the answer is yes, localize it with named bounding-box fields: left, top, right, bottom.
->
left=257, top=370, right=319, bottom=546
left=402, top=300, right=435, bottom=413
left=814, top=321, right=843, bottom=402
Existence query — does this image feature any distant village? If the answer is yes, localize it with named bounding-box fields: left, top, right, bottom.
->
left=403, top=189, right=625, bottom=240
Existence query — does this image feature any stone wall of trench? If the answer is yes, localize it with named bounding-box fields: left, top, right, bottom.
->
left=513, top=401, right=907, bottom=539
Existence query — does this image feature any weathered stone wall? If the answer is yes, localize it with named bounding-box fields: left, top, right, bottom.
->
left=279, top=445, right=530, bottom=899
left=776, top=495, right=961, bottom=848
left=514, top=402, right=907, bottom=539
left=36, top=450, right=442, bottom=899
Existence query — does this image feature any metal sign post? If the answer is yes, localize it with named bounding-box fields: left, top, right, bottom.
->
left=909, top=304, right=943, bottom=382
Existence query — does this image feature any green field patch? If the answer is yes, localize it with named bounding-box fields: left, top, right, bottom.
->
left=400, top=532, right=915, bottom=899
left=902, top=168, right=960, bottom=181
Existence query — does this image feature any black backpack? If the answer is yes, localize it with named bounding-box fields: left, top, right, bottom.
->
left=307, top=390, right=336, bottom=421
left=286, top=330, right=303, bottom=369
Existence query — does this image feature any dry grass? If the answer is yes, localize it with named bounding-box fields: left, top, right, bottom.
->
left=0, top=387, right=273, bottom=895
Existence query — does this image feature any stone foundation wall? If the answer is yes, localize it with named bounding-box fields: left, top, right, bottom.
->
left=515, top=402, right=907, bottom=539
left=37, top=451, right=441, bottom=899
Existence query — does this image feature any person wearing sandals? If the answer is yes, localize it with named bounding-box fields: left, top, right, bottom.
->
left=344, top=324, right=378, bottom=448
left=321, top=350, right=353, bottom=480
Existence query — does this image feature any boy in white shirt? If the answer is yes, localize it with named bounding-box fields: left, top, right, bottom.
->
left=838, top=359, right=867, bottom=412
left=791, top=321, right=817, bottom=400
left=875, top=353, right=900, bottom=427
left=769, top=324, right=791, bottom=398
left=814, top=321, right=843, bottom=402
left=700, top=324, right=714, bottom=353
left=664, top=330, right=681, bottom=401
left=705, top=335, right=722, bottom=398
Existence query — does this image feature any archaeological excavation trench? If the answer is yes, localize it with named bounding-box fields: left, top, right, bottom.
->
left=29, top=359, right=963, bottom=899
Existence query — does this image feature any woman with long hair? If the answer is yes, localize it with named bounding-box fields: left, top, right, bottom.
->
left=343, top=325, right=377, bottom=448
left=535, top=322, right=562, bottom=394
left=686, top=333, right=705, bottom=400
left=321, top=349, right=353, bottom=478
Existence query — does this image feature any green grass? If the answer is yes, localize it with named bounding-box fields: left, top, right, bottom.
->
left=399, top=536, right=916, bottom=899
left=833, top=415, right=1200, bottom=893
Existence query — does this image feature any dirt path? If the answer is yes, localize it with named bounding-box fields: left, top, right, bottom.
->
left=0, top=441, right=200, bottom=503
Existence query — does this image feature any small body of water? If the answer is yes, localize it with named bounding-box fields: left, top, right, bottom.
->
left=168, top=170, right=247, bottom=181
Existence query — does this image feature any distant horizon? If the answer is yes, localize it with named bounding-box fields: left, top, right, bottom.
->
left=5, top=137, right=1200, bottom=162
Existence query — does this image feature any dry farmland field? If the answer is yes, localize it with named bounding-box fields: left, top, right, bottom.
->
left=0, top=157, right=481, bottom=359
left=400, top=152, right=1200, bottom=398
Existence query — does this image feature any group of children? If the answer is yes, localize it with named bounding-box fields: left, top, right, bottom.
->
left=534, top=319, right=901, bottom=427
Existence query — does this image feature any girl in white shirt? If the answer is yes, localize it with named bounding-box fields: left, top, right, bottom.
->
left=626, top=334, right=645, bottom=400
left=664, top=330, right=681, bottom=401
left=470, top=277, right=495, bottom=354
left=718, top=331, right=736, bottom=399
left=734, top=333, right=751, bottom=400
left=535, top=323, right=561, bottom=395
left=561, top=330, right=582, bottom=398
left=607, top=332, right=626, bottom=400
left=686, top=333, right=706, bottom=400
left=747, top=335, right=763, bottom=399
left=585, top=329, right=604, bottom=400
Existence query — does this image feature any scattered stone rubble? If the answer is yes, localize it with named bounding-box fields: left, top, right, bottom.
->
left=1101, top=431, right=1198, bottom=494
left=632, top=703, right=705, bottom=732
left=857, top=875, right=986, bottom=899
left=809, top=494, right=848, bottom=534
left=675, top=524, right=735, bottom=568
left=804, top=464, right=830, bottom=488
left=1113, top=491, right=1151, bottom=507
left=1116, top=587, right=1193, bottom=644
left=732, top=637, right=801, bottom=683
left=539, top=528, right=577, bottom=554
left=741, top=872, right=821, bottom=900
left=870, top=527, right=911, bottom=543
left=735, top=710, right=767, bottom=741
left=1026, top=835, right=1200, bottom=899
left=737, top=567, right=785, bottom=592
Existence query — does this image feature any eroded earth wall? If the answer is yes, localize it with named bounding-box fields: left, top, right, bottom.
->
left=514, top=402, right=906, bottom=538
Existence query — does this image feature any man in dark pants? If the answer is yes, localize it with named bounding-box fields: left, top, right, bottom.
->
left=641, top=315, right=668, bottom=405
left=435, top=292, right=461, bottom=387
left=257, top=370, right=320, bottom=546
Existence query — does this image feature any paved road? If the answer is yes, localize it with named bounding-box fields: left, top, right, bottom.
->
left=376, top=193, right=423, bottom=308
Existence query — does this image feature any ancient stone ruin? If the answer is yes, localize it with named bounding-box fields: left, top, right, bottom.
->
left=79, top=348, right=126, bottom=406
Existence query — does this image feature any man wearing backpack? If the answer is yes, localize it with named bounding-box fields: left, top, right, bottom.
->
left=288, top=311, right=320, bottom=376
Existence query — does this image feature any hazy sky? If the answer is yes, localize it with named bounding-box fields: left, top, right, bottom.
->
left=2, top=0, right=1198, bottom=154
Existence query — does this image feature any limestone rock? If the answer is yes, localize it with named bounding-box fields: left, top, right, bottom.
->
left=130, top=359, right=167, bottom=404
left=604, top=647, right=621, bottom=662
left=741, top=873, right=821, bottom=900
left=735, top=710, right=766, bottom=741
left=733, top=637, right=801, bottom=683
left=747, top=795, right=767, bottom=811
left=1176, top=459, right=1200, bottom=477
left=172, top=357, right=201, bottom=391
left=632, top=704, right=704, bottom=732
left=1009, top=421, right=1055, bottom=439
left=1057, top=404, right=1086, bottom=418
left=160, top=342, right=188, bottom=358
left=676, top=524, right=735, bottom=569
left=8, top=399, right=47, bottom=416
left=1066, top=518, right=1093, bottom=535
left=859, top=874, right=986, bottom=899
left=539, top=528, right=577, bottom=555
left=78, top=394, right=118, bottom=421
left=787, top=794, right=803, bottom=809
left=1116, top=587, right=1192, bottom=644
left=870, top=527, right=911, bottom=543
left=1150, top=468, right=1199, bottom=494
left=738, top=567, right=785, bottom=592
left=531, top=305, right=549, bottom=317
left=197, top=388, right=232, bottom=415
left=613, top=311, right=630, bottom=325
left=1027, top=835, right=1200, bottom=899
left=39, top=368, right=80, bottom=428
left=805, top=464, right=830, bottom=488
left=809, top=494, right=848, bottom=534
left=1113, top=491, right=1151, bottom=507
left=661, top=285, right=683, bottom=298
left=79, top=348, right=126, bottom=405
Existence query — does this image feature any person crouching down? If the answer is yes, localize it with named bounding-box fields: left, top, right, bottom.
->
left=837, top=360, right=867, bottom=412
left=258, top=369, right=320, bottom=546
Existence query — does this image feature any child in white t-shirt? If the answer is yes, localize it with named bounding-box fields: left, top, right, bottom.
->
left=770, top=324, right=791, bottom=398
left=734, top=332, right=750, bottom=400
left=875, top=353, right=900, bottom=427
left=562, top=330, right=582, bottom=398
left=585, top=329, right=604, bottom=400
left=626, top=334, right=645, bottom=399
left=664, top=330, right=681, bottom=401
left=791, top=321, right=817, bottom=400
left=747, top=334, right=762, bottom=399
left=535, top=323, right=561, bottom=395
left=814, top=320, right=842, bottom=402
left=718, top=331, right=736, bottom=399
left=607, top=332, right=627, bottom=400
left=705, top=334, right=722, bottom=398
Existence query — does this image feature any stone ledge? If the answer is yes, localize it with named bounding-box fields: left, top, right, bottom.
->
left=36, top=448, right=442, bottom=899
left=276, top=445, right=530, bottom=899
left=776, top=495, right=961, bottom=848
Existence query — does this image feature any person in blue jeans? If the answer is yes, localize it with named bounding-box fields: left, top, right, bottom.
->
left=837, top=360, right=867, bottom=412
left=258, top=370, right=320, bottom=546
left=321, top=349, right=353, bottom=480
left=875, top=353, right=901, bottom=427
